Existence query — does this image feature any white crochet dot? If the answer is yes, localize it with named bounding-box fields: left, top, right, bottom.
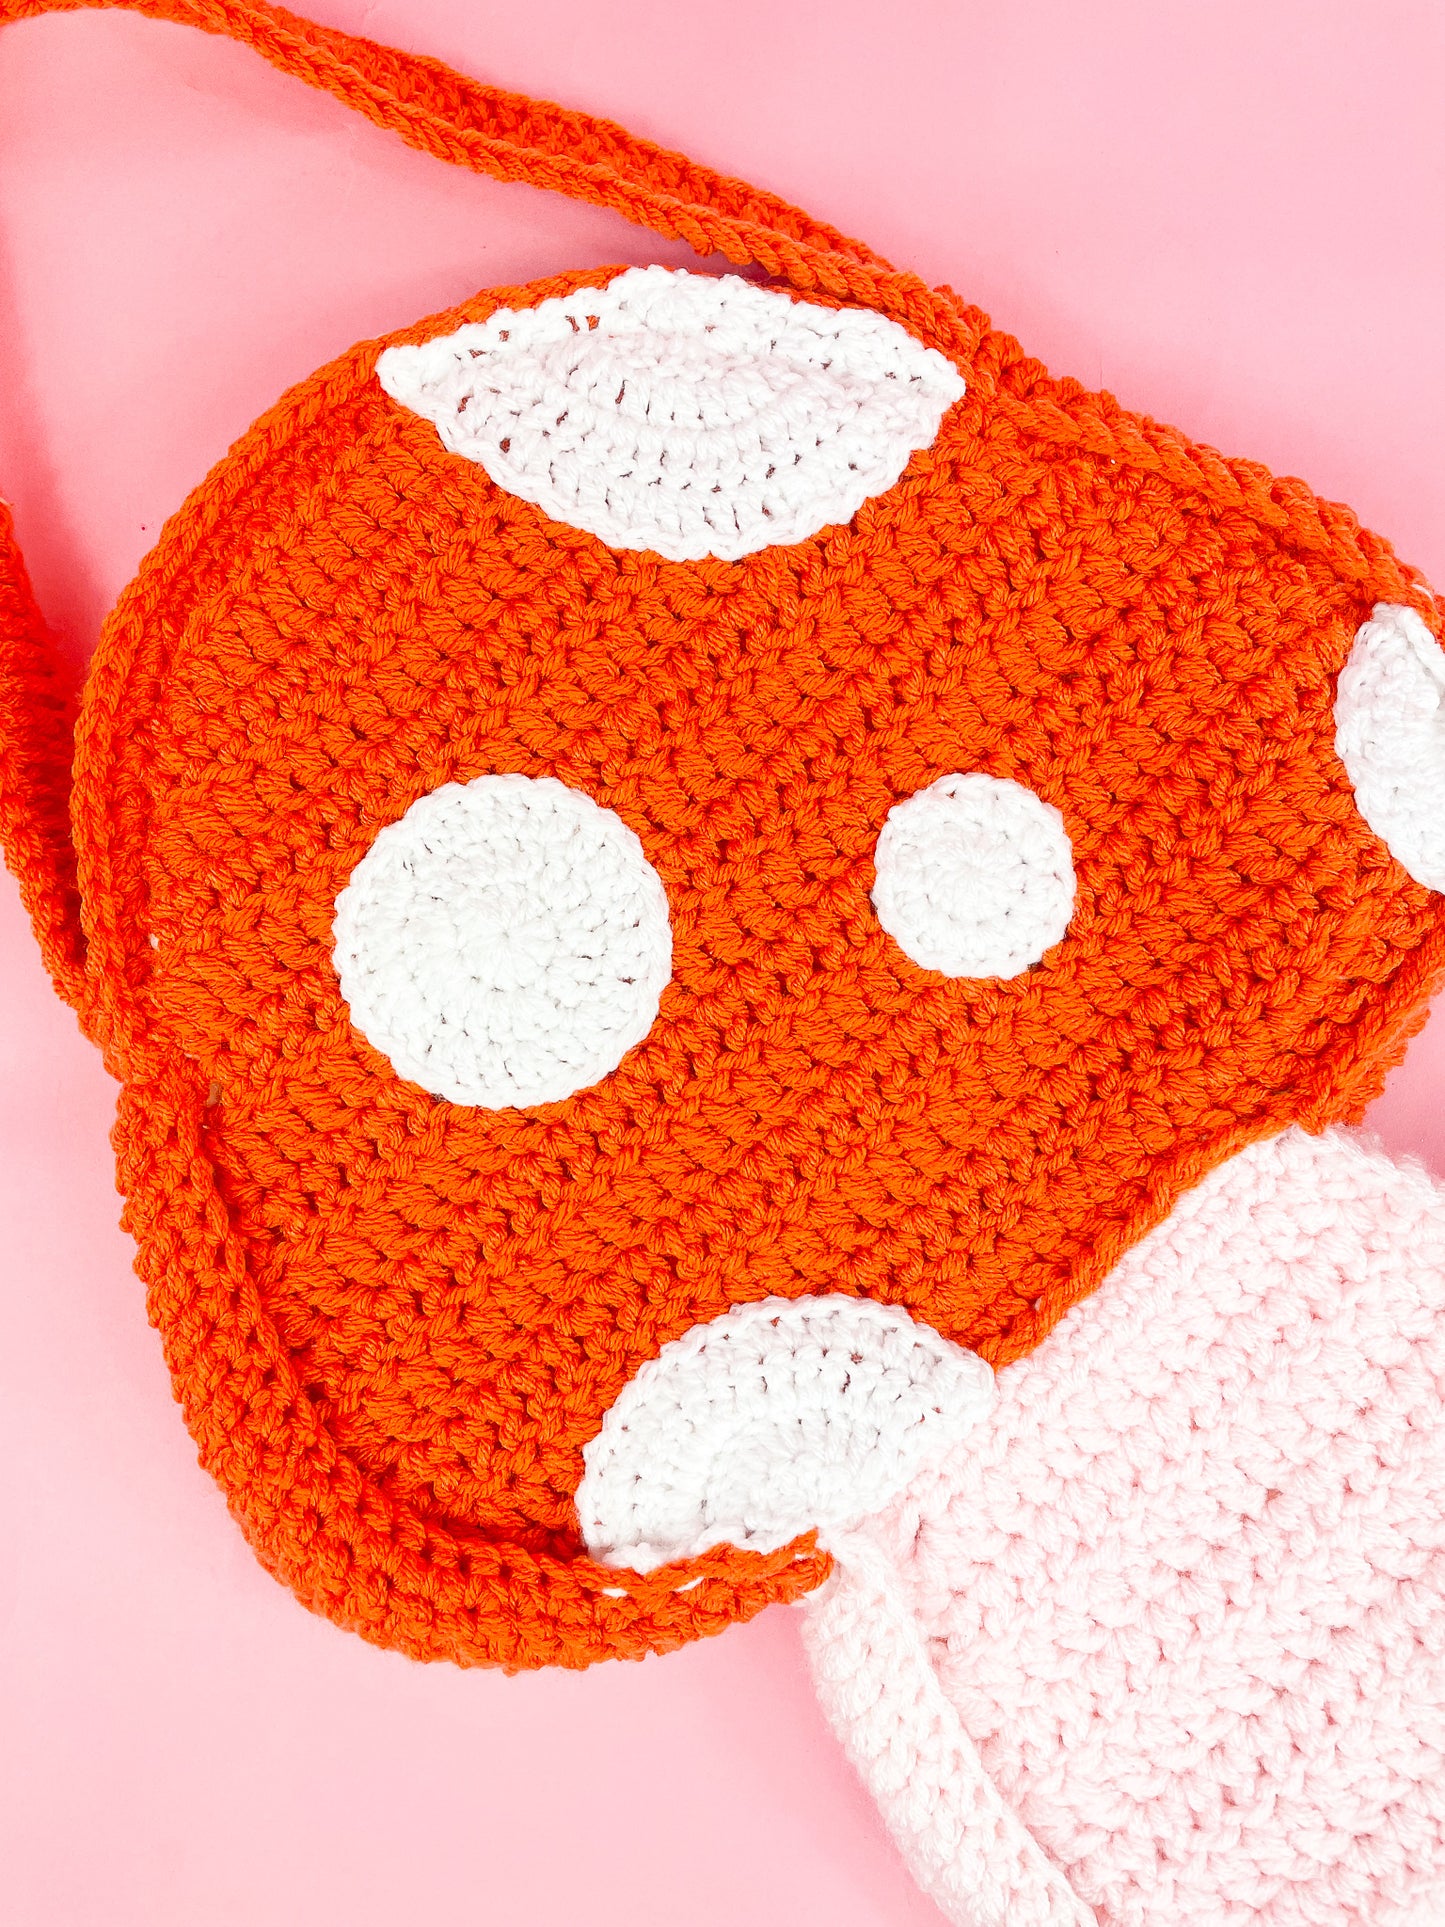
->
left=332, top=774, right=672, bottom=1108
left=376, top=264, right=965, bottom=562
left=871, top=773, right=1075, bottom=979
left=1335, top=601, right=1445, bottom=893
left=577, top=1294, right=995, bottom=1572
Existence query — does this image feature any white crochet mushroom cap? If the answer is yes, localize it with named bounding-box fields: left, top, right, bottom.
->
left=377, top=265, right=965, bottom=561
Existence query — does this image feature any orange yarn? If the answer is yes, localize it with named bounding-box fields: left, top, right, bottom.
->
left=2, top=0, right=1443, bottom=1671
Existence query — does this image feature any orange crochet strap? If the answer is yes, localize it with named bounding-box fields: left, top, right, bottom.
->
left=0, top=0, right=894, bottom=279
left=0, top=0, right=908, bottom=1022
left=0, top=501, right=85, bottom=1005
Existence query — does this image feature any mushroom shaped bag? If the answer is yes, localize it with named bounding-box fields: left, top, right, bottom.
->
left=2, top=4, right=1444, bottom=1922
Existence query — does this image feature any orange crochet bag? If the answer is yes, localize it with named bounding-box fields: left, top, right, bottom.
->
left=2, top=0, right=1443, bottom=1681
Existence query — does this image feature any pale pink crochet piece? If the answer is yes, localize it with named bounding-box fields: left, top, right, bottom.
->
left=803, top=1127, right=1445, bottom=1927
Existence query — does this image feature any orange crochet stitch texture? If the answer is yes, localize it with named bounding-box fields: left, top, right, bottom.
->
left=2, top=0, right=1444, bottom=1671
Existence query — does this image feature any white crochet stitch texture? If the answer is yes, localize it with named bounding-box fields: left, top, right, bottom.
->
left=871, top=772, right=1075, bottom=977
left=804, top=1127, right=1445, bottom=1927
left=1335, top=601, right=1445, bottom=893
left=332, top=773, right=671, bottom=1108
left=576, top=1294, right=995, bottom=1571
left=376, top=265, right=966, bottom=562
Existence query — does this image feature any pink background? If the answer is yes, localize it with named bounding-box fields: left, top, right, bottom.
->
left=1, top=4, right=1442, bottom=1922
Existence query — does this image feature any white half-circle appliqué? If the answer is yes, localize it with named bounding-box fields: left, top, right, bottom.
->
left=577, top=1293, right=995, bottom=1572
left=871, top=773, right=1075, bottom=978
left=332, top=774, right=672, bottom=1108
left=375, top=265, right=966, bottom=563
left=1335, top=601, right=1445, bottom=893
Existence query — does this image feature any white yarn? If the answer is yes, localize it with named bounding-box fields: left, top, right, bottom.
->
left=376, top=265, right=965, bottom=562
left=804, top=1127, right=1445, bottom=1926
left=576, top=1294, right=995, bottom=1571
left=805, top=1530, right=1097, bottom=1927
left=871, top=773, right=1075, bottom=978
left=332, top=773, right=671, bottom=1108
left=1335, top=601, right=1445, bottom=892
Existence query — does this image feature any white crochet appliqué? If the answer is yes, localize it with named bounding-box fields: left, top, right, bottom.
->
left=871, top=773, right=1076, bottom=978
left=375, top=265, right=966, bottom=562
left=1335, top=601, right=1445, bottom=892
left=332, top=773, right=672, bottom=1109
left=576, top=1294, right=995, bottom=1572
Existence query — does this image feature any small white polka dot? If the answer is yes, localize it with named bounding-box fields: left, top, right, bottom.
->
left=871, top=773, right=1075, bottom=979
left=333, top=774, right=672, bottom=1108
left=1335, top=602, right=1445, bottom=894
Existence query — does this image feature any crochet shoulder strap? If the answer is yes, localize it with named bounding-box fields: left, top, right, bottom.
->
left=5, top=0, right=895, bottom=280
left=0, top=0, right=910, bottom=1018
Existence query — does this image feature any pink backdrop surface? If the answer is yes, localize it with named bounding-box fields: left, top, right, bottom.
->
left=1, top=5, right=1442, bottom=1923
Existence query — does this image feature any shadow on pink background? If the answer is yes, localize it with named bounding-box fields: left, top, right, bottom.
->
left=0, top=5, right=1441, bottom=1923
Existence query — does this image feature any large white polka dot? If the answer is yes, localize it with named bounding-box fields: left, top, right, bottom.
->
left=577, top=1294, right=995, bottom=1572
left=871, top=773, right=1075, bottom=978
left=1334, top=602, right=1445, bottom=894
left=333, top=774, right=672, bottom=1108
left=376, top=265, right=965, bottom=563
